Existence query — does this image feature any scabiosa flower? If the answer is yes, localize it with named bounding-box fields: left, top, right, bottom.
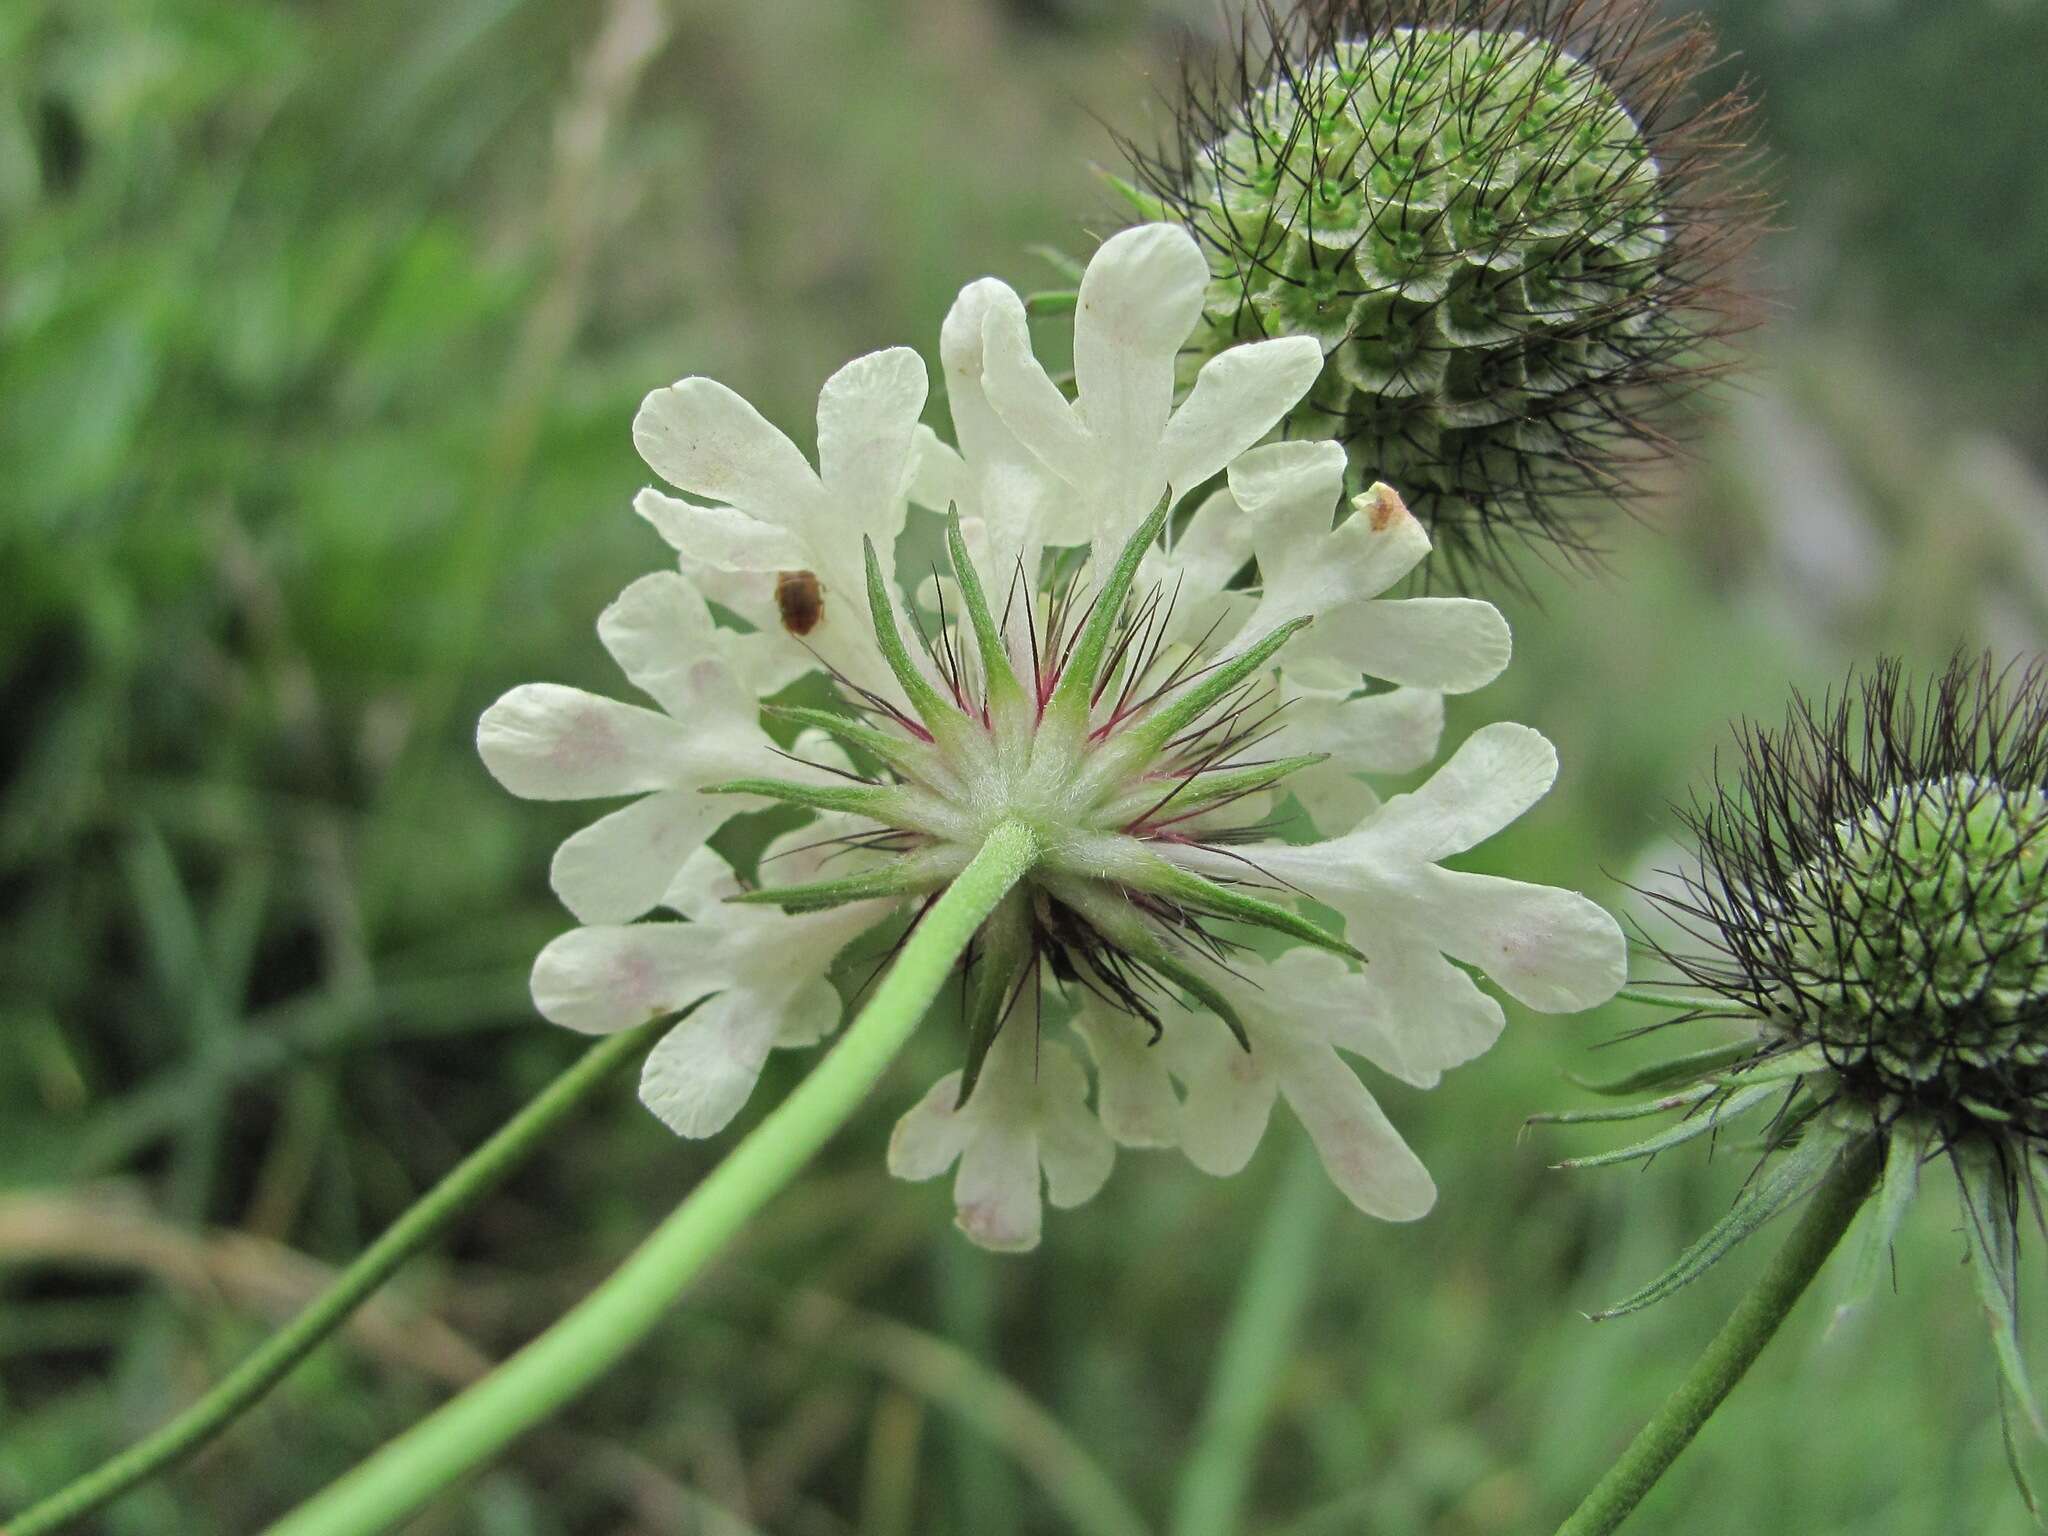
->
left=1544, top=656, right=2048, bottom=1468
left=1119, top=0, right=1763, bottom=581
left=487, top=223, right=1627, bottom=1250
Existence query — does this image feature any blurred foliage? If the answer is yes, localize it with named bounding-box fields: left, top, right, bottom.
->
left=2, top=1, right=2046, bottom=1533
left=1701, top=0, right=2048, bottom=456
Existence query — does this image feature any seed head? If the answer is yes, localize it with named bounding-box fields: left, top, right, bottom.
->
left=1539, top=656, right=2048, bottom=1483
left=1122, top=0, right=1765, bottom=584
left=1671, top=656, right=2048, bottom=1143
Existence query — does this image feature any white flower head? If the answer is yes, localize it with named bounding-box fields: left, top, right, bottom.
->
left=484, top=223, right=1625, bottom=1250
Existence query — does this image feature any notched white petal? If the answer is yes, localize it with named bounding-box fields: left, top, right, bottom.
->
left=1074, top=1009, right=1181, bottom=1148
left=477, top=684, right=692, bottom=801
left=639, top=991, right=782, bottom=1138
left=530, top=923, right=727, bottom=1036
left=550, top=787, right=729, bottom=925
left=887, top=1026, right=1113, bottom=1252
left=633, top=377, right=823, bottom=529
left=1419, top=869, right=1629, bottom=1013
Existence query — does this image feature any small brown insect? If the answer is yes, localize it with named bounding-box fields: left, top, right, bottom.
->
left=774, top=569, right=824, bottom=637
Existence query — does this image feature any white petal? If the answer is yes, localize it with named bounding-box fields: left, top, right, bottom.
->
left=1308, top=596, right=1512, bottom=694
left=1285, top=763, right=1381, bottom=839
left=1074, top=1010, right=1181, bottom=1148
left=1278, top=1049, right=1436, bottom=1220
left=638, top=991, right=781, bottom=1138
left=598, top=572, right=747, bottom=722
left=979, top=286, right=1092, bottom=486
left=940, top=277, right=1030, bottom=475
left=1276, top=682, right=1444, bottom=778
left=477, top=684, right=692, bottom=801
left=814, top=347, right=926, bottom=546
left=633, top=378, right=823, bottom=532
left=1157, top=336, right=1324, bottom=497
left=888, top=1072, right=972, bottom=1182
left=664, top=844, right=741, bottom=922
left=772, top=970, right=844, bottom=1048
left=1359, top=721, right=1561, bottom=865
left=530, top=923, right=726, bottom=1035
left=1340, top=932, right=1506, bottom=1086
left=1417, top=868, right=1628, bottom=1013
left=1070, top=224, right=1207, bottom=462
left=550, top=787, right=730, bottom=925
left=1226, top=439, right=1350, bottom=546
left=908, top=424, right=967, bottom=512
left=1168, top=1023, right=1279, bottom=1177
left=632, top=490, right=808, bottom=573
left=952, top=1122, right=1043, bottom=1252
left=1162, top=481, right=1263, bottom=598
left=1034, top=1040, right=1115, bottom=1207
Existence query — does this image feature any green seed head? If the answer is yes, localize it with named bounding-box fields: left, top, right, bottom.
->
left=1777, top=775, right=2048, bottom=1125
left=1124, top=1, right=1762, bottom=582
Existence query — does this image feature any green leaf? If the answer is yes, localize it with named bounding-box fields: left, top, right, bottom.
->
left=1043, top=499, right=1173, bottom=725
left=1567, top=1037, right=1768, bottom=1097
left=702, top=778, right=897, bottom=818
left=863, top=535, right=965, bottom=742
left=1119, top=618, right=1310, bottom=759
left=956, top=892, right=1034, bottom=1107
left=729, top=849, right=966, bottom=914
left=763, top=705, right=935, bottom=782
left=1554, top=1081, right=1788, bottom=1170
left=1593, top=1124, right=1859, bottom=1320
left=1958, top=1148, right=2048, bottom=1439
left=1125, top=857, right=1360, bottom=961
left=1834, top=1119, right=1931, bottom=1326
left=945, top=510, right=1026, bottom=712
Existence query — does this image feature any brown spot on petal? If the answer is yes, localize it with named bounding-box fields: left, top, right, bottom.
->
left=1363, top=482, right=1409, bottom=533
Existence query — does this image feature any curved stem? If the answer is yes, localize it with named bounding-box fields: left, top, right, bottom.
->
left=10, top=1013, right=671, bottom=1536
left=265, top=820, right=1040, bottom=1536
left=1553, top=1136, right=1881, bottom=1536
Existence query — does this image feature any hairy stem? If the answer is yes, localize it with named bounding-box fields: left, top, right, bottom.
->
left=265, top=820, right=1040, bottom=1536
left=9, top=1014, right=671, bottom=1536
left=1553, top=1136, right=1881, bottom=1536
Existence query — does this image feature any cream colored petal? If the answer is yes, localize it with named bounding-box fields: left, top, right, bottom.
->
left=529, top=923, right=727, bottom=1036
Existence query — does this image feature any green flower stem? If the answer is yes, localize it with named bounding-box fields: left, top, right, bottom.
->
left=265, top=819, right=1041, bottom=1536
left=9, top=1012, right=673, bottom=1536
left=1553, top=1136, right=1882, bottom=1536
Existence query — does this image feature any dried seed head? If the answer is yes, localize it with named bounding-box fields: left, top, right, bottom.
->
left=1123, top=0, right=1765, bottom=585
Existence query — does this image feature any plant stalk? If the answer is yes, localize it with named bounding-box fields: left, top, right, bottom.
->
left=1553, top=1136, right=1881, bottom=1536
left=264, top=819, right=1040, bottom=1536
left=9, top=1013, right=671, bottom=1536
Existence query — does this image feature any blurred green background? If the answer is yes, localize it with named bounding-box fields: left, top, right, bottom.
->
left=6, top=0, right=2048, bottom=1531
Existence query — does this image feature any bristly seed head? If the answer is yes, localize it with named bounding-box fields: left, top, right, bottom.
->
left=1539, top=656, right=2048, bottom=1468
left=1119, top=0, right=1765, bottom=586
left=711, top=502, right=1351, bottom=1101
left=1667, top=656, right=2048, bottom=1146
